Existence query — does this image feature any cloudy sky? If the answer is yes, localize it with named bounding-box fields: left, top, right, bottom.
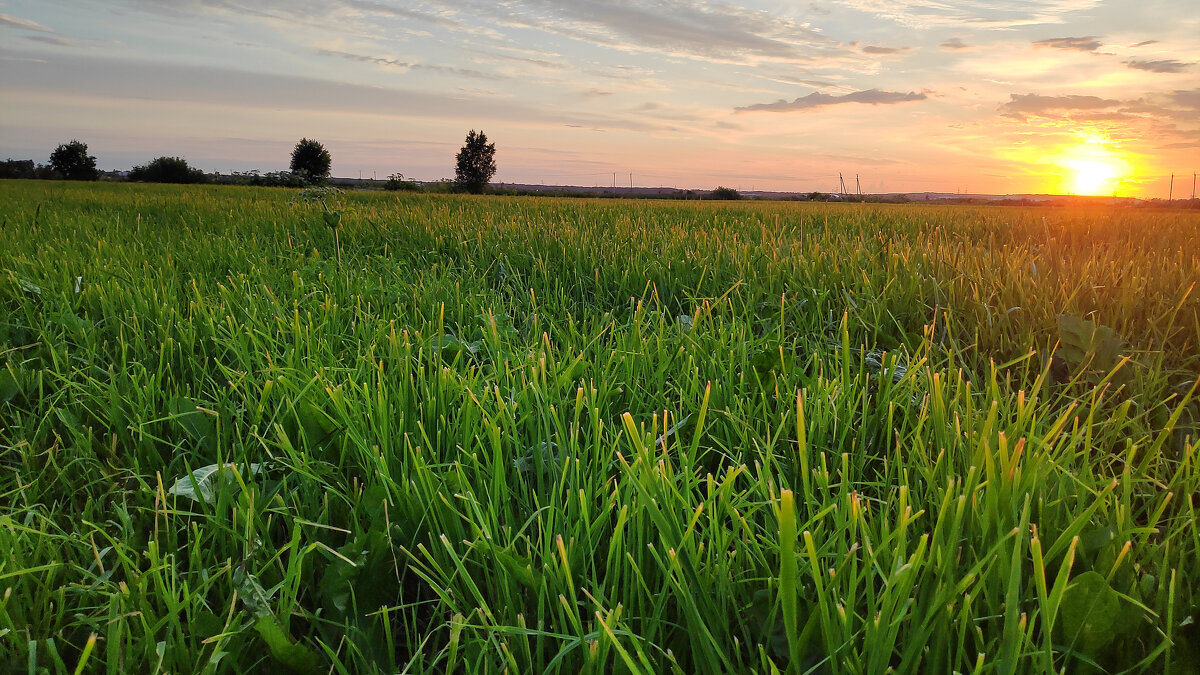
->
left=1, top=0, right=1197, bottom=196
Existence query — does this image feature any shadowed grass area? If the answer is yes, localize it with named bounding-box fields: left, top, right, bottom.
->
left=1, top=180, right=1199, bottom=673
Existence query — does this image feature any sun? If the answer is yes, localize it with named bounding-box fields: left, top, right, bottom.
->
left=1065, top=159, right=1117, bottom=195
left=1055, top=133, right=1131, bottom=196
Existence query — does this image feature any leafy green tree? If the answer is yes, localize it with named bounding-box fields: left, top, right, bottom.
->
left=49, top=140, right=99, bottom=181
left=710, top=186, right=741, bottom=200
left=129, top=156, right=208, bottom=184
left=454, top=130, right=496, bottom=194
left=290, top=138, right=331, bottom=185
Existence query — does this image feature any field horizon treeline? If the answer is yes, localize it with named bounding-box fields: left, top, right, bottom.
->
left=2, top=180, right=1200, bottom=673
left=5, top=137, right=1198, bottom=206
left=0, top=137, right=785, bottom=203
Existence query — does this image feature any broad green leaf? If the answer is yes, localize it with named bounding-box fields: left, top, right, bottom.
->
left=15, top=277, right=41, bottom=296
left=748, top=588, right=790, bottom=661
left=297, top=400, right=337, bottom=446
left=473, top=540, right=541, bottom=590
left=167, top=463, right=264, bottom=503
left=512, top=440, right=560, bottom=475
left=319, top=529, right=394, bottom=622
left=1056, top=314, right=1124, bottom=372
left=1060, top=571, right=1120, bottom=652
left=555, top=357, right=590, bottom=388
left=476, top=311, right=518, bottom=338
left=361, top=483, right=391, bottom=531
left=234, top=567, right=275, bottom=617
left=168, top=396, right=217, bottom=450
left=429, top=333, right=479, bottom=363
left=750, top=348, right=787, bottom=374
left=253, top=615, right=320, bottom=674
left=0, top=367, right=26, bottom=404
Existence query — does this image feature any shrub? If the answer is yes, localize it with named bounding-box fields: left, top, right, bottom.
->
left=710, top=186, right=741, bottom=200
left=384, top=173, right=420, bottom=191
left=212, top=170, right=307, bottom=188
left=129, top=156, right=208, bottom=184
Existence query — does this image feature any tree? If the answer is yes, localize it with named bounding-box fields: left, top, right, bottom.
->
left=290, top=138, right=331, bottom=185
left=454, top=130, right=496, bottom=194
left=0, top=159, right=36, bottom=179
left=710, top=186, right=741, bottom=200
left=129, top=156, right=208, bottom=184
left=49, top=140, right=99, bottom=181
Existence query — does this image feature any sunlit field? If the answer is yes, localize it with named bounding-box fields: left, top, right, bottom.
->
left=2, top=181, right=1200, bottom=674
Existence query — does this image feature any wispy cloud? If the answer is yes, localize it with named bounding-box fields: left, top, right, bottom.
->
left=25, top=35, right=73, bottom=47
left=1168, top=88, right=1200, bottom=110
left=434, top=0, right=840, bottom=64
left=466, top=47, right=570, bottom=72
left=862, top=45, right=909, bottom=55
left=315, top=49, right=505, bottom=80
left=0, top=13, right=55, bottom=33
left=766, top=75, right=840, bottom=88
left=1124, top=59, right=1192, bottom=73
left=835, top=0, right=1099, bottom=29
left=1032, top=36, right=1102, bottom=52
left=1000, top=93, right=1120, bottom=119
left=737, top=89, right=926, bottom=113
left=939, top=38, right=971, bottom=50
left=338, top=0, right=463, bottom=31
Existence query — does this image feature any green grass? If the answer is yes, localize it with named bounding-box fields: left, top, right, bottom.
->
left=2, top=179, right=1199, bottom=673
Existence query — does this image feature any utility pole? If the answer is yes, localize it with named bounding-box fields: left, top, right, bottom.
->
left=1169, top=173, right=1174, bottom=201
left=613, top=172, right=616, bottom=188
left=1192, top=173, right=1196, bottom=200
left=629, top=173, right=633, bottom=189
left=856, top=174, right=861, bottom=197
left=838, top=172, right=847, bottom=197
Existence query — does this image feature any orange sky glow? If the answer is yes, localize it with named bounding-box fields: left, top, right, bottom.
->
left=1, top=0, right=1197, bottom=197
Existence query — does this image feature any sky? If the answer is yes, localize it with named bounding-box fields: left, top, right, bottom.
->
left=1, top=0, right=1198, bottom=197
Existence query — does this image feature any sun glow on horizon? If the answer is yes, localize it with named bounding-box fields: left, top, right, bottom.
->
left=1056, top=133, right=1133, bottom=196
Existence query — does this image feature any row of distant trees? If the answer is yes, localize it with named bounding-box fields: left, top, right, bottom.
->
left=0, top=131, right=499, bottom=193
left=0, top=140, right=102, bottom=181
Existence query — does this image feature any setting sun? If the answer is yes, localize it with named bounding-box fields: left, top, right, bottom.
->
left=1066, top=159, right=1117, bottom=195
left=1056, top=133, right=1132, bottom=196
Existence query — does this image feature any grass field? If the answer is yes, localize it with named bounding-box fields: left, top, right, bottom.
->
left=2, top=180, right=1199, bottom=674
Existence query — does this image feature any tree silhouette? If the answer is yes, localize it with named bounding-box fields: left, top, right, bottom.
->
left=129, top=157, right=208, bottom=184
left=49, top=140, right=99, bottom=181
left=454, top=130, right=496, bottom=194
left=290, top=138, right=331, bottom=184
